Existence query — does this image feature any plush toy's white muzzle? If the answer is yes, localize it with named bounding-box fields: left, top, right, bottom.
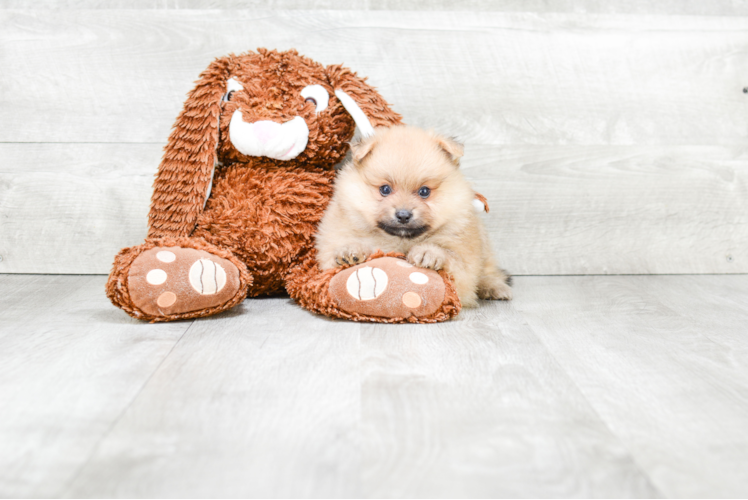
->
left=229, top=111, right=309, bottom=161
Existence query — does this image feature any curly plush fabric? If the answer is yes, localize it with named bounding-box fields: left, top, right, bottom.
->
left=106, top=49, right=461, bottom=323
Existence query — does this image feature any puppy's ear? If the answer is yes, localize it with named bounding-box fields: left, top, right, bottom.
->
left=148, top=56, right=232, bottom=238
left=326, top=65, right=402, bottom=137
left=433, top=134, right=464, bottom=166
left=350, top=135, right=378, bottom=166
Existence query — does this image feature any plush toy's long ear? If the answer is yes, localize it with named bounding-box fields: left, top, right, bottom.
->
left=147, top=57, right=231, bottom=239
left=326, top=65, right=403, bottom=138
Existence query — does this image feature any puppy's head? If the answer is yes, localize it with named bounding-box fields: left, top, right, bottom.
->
left=343, top=126, right=471, bottom=239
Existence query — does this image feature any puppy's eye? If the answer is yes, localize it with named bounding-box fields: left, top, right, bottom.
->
left=300, top=84, right=329, bottom=113
left=380, top=185, right=392, bottom=196
left=418, top=186, right=431, bottom=198
left=223, top=91, right=235, bottom=102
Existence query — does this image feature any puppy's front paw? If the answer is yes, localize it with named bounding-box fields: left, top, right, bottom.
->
left=407, top=245, right=449, bottom=271
left=334, top=245, right=370, bottom=267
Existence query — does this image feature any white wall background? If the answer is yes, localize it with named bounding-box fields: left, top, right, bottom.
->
left=1, top=1, right=747, bottom=274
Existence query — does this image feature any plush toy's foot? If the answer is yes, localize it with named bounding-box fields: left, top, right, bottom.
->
left=107, top=238, right=252, bottom=322
left=286, top=251, right=461, bottom=323
left=329, top=256, right=451, bottom=319
left=128, top=246, right=242, bottom=317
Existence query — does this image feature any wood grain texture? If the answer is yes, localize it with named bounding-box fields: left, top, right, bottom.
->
left=465, top=144, right=748, bottom=275
left=0, top=143, right=156, bottom=274
left=2, top=143, right=745, bottom=275
left=512, top=275, right=748, bottom=498
left=63, top=297, right=362, bottom=498
left=3, top=275, right=748, bottom=496
left=2, top=9, right=747, bottom=276
left=0, top=274, right=190, bottom=498
left=2, top=0, right=748, bottom=14
left=359, top=304, right=659, bottom=498
left=1, top=11, right=747, bottom=145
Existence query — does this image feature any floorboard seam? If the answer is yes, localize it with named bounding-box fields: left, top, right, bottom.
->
left=56, top=320, right=197, bottom=497
left=514, top=306, right=667, bottom=498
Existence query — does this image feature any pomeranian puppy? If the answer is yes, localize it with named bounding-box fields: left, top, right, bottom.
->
left=315, top=125, right=512, bottom=307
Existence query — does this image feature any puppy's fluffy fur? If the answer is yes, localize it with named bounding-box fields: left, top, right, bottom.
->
left=315, top=126, right=512, bottom=307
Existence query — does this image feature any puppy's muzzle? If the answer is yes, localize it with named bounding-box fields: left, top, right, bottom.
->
left=378, top=210, right=428, bottom=238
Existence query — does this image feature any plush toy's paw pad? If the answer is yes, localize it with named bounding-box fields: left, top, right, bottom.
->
left=128, top=247, right=242, bottom=316
left=329, top=257, right=446, bottom=319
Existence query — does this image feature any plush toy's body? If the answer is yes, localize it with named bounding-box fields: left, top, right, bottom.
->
left=106, top=49, right=461, bottom=323
left=196, top=164, right=334, bottom=297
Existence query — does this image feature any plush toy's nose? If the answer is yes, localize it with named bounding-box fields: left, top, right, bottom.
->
left=229, top=111, right=309, bottom=161
left=253, top=121, right=279, bottom=144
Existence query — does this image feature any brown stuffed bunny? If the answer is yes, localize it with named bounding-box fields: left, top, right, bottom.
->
left=106, top=49, right=460, bottom=323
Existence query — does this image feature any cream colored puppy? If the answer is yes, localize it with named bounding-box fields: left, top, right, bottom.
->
left=315, top=126, right=512, bottom=307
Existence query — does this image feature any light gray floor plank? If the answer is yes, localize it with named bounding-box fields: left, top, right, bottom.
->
left=1, top=11, right=746, bottom=145
left=360, top=303, right=659, bottom=498
left=64, top=297, right=362, bottom=498
left=640, top=275, right=748, bottom=356
left=512, top=275, right=748, bottom=498
left=2, top=144, right=745, bottom=276
left=0, top=275, right=191, bottom=498
left=3, top=275, right=748, bottom=497
left=2, top=0, right=747, bottom=15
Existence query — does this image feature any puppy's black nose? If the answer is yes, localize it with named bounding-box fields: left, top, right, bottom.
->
left=395, top=209, right=412, bottom=224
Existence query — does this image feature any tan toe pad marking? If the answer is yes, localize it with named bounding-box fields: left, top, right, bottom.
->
left=402, top=291, right=422, bottom=308
left=157, top=292, right=177, bottom=308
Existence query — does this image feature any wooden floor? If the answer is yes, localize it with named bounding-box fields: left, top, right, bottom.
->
left=1, top=274, right=747, bottom=497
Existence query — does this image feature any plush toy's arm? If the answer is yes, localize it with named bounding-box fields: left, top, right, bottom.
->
left=147, top=57, right=231, bottom=239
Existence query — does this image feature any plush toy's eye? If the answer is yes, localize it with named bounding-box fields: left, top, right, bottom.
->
left=380, top=185, right=392, bottom=196
left=300, top=85, right=329, bottom=113
left=223, top=77, right=244, bottom=103
left=418, top=186, right=431, bottom=199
